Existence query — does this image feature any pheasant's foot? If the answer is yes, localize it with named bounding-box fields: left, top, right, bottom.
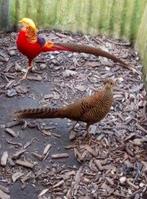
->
left=69, top=122, right=78, bottom=141
left=83, top=131, right=90, bottom=139
left=22, top=73, right=28, bottom=80
left=82, top=132, right=93, bottom=145
left=21, top=67, right=33, bottom=79
left=30, top=65, right=38, bottom=73
left=82, top=124, right=93, bottom=144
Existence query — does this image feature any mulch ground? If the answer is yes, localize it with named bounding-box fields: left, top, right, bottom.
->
left=0, top=30, right=147, bottom=199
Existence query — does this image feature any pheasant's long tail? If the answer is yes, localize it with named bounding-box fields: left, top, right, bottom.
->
left=15, top=107, right=66, bottom=119
left=54, top=42, right=131, bottom=69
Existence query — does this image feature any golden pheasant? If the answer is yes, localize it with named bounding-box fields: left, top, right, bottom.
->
left=17, top=18, right=131, bottom=79
left=15, top=79, right=115, bottom=133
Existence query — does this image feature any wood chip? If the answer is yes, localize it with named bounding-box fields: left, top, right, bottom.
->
left=43, top=144, right=52, bottom=155
left=4, top=120, right=24, bottom=128
left=12, top=149, right=26, bottom=160
left=23, top=138, right=37, bottom=149
left=6, top=139, right=22, bottom=147
left=69, top=130, right=76, bottom=141
left=5, top=80, right=15, bottom=89
left=51, top=153, right=69, bottom=159
left=27, top=75, right=42, bottom=81
left=21, top=171, right=34, bottom=183
left=38, top=188, right=49, bottom=197
left=15, top=160, right=34, bottom=168
left=82, top=145, right=97, bottom=156
left=74, top=148, right=83, bottom=162
left=1, top=151, right=8, bottom=166
left=51, top=132, right=61, bottom=138
left=12, top=172, right=24, bottom=182
left=0, top=189, right=10, bottom=199
left=53, top=180, right=64, bottom=188
left=0, top=185, right=9, bottom=194
left=62, top=170, right=76, bottom=180
left=93, top=159, right=104, bottom=171
left=32, top=152, right=43, bottom=160
left=42, top=130, right=52, bottom=136
left=136, top=123, right=147, bottom=134
left=5, top=128, right=17, bottom=137
left=119, top=176, right=127, bottom=185
left=73, top=166, right=83, bottom=195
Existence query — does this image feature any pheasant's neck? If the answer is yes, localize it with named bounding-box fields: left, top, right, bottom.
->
left=104, top=87, right=113, bottom=99
left=25, top=27, right=37, bottom=43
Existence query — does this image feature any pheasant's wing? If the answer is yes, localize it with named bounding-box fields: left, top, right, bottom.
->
left=64, top=90, right=105, bottom=121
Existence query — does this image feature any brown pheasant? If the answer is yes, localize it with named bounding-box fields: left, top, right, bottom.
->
left=15, top=79, right=115, bottom=133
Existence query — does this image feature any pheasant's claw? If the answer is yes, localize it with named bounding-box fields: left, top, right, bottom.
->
left=21, top=66, right=33, bottom=80
left=22, top=70, right=28, bottom=79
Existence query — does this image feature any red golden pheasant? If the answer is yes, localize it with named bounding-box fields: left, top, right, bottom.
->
left=17, top=18, right=132, bottom=79
left=15, top=79, right=115, bottom=134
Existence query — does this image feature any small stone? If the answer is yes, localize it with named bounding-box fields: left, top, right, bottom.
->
left=134, top=193, right=140, bottom=199
left=139, top=182, right=145, bottom=188
left=21, top=68, right=27, bottom=73
left=63, top=69, right=77, bottom=77
left=1, top=151, right=8, bottom=166
left=15, top=85, right=28, bottom=94
left=69, top=130, right=76, bottom=141
left=90, top=125, right=97, bottom=134
left=15, top=63, right=22, bottom=72
left=119, top=176, right=126, bottom=185
left=9, top=50, right=16, bottom=56
left=8, top=158, right=15, bottom=166
left=6, top=89, right=17, bottom=97
left=40, top=63, right=47, bottom=70
left=75, top=85, right=86, bottom=92
left=133, top=138, right=142, bottom=146
left=128, top=189, right=132, bottom=194
left=118, top=77, right=124, bottom=82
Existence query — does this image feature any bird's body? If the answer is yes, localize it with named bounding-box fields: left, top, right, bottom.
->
left=16, top=28, right=68, bottom=66
left=15, top=79, right=114, bottom=131
left=17, top=18, right=131, bottom=79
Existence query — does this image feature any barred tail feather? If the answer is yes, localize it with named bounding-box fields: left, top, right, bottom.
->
left=54, top=42, right=131, bottom=69
left=15, top=107, right=65, bottom=119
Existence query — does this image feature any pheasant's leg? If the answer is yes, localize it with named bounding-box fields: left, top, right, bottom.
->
left=83, top=124, right=90, bottom=138
left=83, top=124, right=93, bottom=144
left=70, top=121, right=78, bottom=131
left=22, top=60, right=33, bottom=79
left=69, top=121, right=78, bottom=140
left=22, top=67, right=31, bottom=79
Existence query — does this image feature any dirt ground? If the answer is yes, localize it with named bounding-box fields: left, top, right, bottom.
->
left=0, top=30, right=147, bottom=199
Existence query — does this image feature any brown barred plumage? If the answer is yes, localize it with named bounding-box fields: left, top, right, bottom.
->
left=15, top=79, right=114, bottom=131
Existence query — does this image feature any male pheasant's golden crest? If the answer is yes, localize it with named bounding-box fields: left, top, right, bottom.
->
left=19, top=18, right=38, bottom=43
left=19, top=18, right=37, bottom=30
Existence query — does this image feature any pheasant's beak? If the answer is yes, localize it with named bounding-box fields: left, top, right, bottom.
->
left=19, top=18, right=38, bottom=31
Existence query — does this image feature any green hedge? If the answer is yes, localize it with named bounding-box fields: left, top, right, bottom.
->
left=0, top=0, right=146, bottom=42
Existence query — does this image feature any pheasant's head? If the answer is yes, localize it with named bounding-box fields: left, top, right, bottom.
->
left=104, top=79, right=115, bottom=92
left=19, top=18, right=38, bottom=42
left=19, top=18, right=38, bottom=32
